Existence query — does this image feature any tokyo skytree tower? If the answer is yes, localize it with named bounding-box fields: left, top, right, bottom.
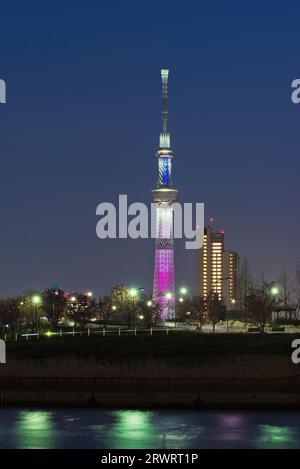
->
left=152, top=69, right=178, bottom=320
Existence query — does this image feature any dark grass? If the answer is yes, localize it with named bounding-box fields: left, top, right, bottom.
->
left=6, top=332, right=300, bottom=363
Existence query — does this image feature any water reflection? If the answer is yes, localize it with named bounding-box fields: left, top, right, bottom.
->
left=109, top=410, right=154, bottom=448
left=14, top=410, right=55, bottom=449
left=0, top=409, right=299, bottom=448
left=257, top=425, right=297, bottom=449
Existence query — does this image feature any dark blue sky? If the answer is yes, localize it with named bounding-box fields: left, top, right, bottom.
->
left=0, top=0, right=299, bottom=297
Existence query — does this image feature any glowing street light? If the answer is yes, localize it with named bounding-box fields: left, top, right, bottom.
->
left=231, top=299, right=236, bottom=304
left=270, top=286, right=280, bottom=296
left=32, top=295, right=42, bottom=335
left=129, top=288, right=138, bottom=298
left=180, top=287, right=188, bottom=295
left=86, top=291, right=93, bottom=298
left=128, top=287, right=144, bottom=329
left=112, top=305, right=117, bottom=311
left=179, top=297, right=184, bottom=303
left=32, top=295, right=41, bottom=305
left=147, top=300, right=153, bottom=307
left=70, top=296, right=76, bottom=302
left=166, top=292, right=172, bottom=300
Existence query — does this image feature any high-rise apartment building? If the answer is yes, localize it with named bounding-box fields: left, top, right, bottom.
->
left=198, top=226, right=239, bottom=307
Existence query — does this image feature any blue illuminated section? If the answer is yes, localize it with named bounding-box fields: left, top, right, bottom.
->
left=162, top=157, right=170, bottom=185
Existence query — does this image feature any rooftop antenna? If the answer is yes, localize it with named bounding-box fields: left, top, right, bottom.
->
left=161, top=69, right=169, bottom=132
left=159, top=69, right=170, bottom=149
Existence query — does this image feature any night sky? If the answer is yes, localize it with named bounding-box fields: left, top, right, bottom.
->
left=0, top=0, right=299, bottom=297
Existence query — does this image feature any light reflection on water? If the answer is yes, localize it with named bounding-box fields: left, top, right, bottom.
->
left=0, top=408, right=299, bottom=448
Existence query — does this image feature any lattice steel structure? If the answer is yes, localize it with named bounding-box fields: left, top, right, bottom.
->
left=152, top=69, right=178, bottom=320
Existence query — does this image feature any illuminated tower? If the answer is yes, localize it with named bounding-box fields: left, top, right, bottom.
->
left=152, top=69, right=178, bottom=320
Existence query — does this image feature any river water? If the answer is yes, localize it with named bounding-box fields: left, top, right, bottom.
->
left=0, top=408, right=299, bottom=449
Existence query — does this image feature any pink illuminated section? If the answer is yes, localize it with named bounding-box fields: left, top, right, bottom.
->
left=153, top=247, right=175, bottom=320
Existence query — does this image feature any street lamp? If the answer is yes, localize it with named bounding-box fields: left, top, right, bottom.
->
left=32, top=295, right=41, bottom=305
left=165, top=292, right=172, bottom=300
left=179, top=287, right=188, bottom=295
left=270, top=286, right=280, bottom=296
left=179, top=297, right=184, bottom=303
left=147, top=300, right=153, bottom=307
left=128, top=287, right=144, bottom=330
left=112, top=305, right=117, bottom=311
left=86, top=291, right=93, bottom=298
left=32, top=295, right=42, bottom=334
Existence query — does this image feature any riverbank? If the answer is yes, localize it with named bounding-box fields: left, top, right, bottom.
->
left=1, top=389, right=300, bottom=409
left=1, top=334, right=299, bottom=409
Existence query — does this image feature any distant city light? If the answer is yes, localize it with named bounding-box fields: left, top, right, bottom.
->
left=165, top=292, right=172, bottom=299
left=179, top=297, right=184, bottom=303
left=86, top=291, right=93, bottom=298
left=138, top=315, right=144, bottom=320
left=231, top=299, right=236, bottom=304
left=112, top=305, right=117, bottom=311
left=180, top=287, right=187, bottom=295
left=70, top=296, right=76, bottom=302
left=147, top=300, right=153, bottom=307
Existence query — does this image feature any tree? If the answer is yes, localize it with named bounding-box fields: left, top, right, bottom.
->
left=239, top=257, right=253, bottom=319
left=206, top=292, right=225, bottom=332
left=20, top=292, right=43, bottom=333
left=246, top=283, right=277, bottom=332
left=0, top=297, right=22, bottom=335
left=66, top=293, right=97, bottom=328
left=99, top=295, right=113, bottom=329
left=277, top=271, right=294, bottom=320
left=42, top=288, right=67, bottom=330
left=295, top=266, right=300, bottom=315
left=138, top=297, right=161, bottom=328
left=111, top=285, right=132, bottom=328
left=182, top=295, right=206, bottom=332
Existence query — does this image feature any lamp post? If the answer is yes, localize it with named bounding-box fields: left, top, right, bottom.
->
left=32, top=295, right=42, bottom=334
left=270, top=285, right=280, bottom=321
left=129, top=287, right=144, bottom=330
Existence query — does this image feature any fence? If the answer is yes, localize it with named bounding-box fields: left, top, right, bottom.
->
left=1, top=325, right=297, bottom=342
left=3, top=327, right=178, bottom=342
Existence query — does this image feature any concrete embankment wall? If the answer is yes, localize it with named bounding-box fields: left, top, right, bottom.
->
left=1, top=389, right=300, bottom=409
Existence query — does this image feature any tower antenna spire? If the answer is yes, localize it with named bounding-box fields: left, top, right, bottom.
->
left=161, top=69, right=169, bottom=132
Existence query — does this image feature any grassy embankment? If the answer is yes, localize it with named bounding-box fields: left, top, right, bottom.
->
left=1, top=333, right=299, bottom=390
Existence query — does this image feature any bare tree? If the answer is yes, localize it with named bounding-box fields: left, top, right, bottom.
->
left=206, top=292, right=225, bottom=332
left=138, top=297, right=161, bottom=328
left=99, top=295, right=113, bottom=329
left=111, top=284, right=132, bottom=328
left=43, top=287, right=67, bottom=330
left=0, top=297, right=22, bottom=335
left=180, top=295, right=206, bottom=332
left=239, top=257, right=253, bottom=319
left=246, top=283, right=277, bottom=332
